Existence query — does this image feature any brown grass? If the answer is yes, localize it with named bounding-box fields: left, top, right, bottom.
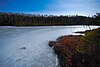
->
left=49, top=35, right=82, bottom=67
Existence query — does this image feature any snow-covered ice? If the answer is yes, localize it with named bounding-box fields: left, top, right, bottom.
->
left=0, top=26, right=99, bottom=67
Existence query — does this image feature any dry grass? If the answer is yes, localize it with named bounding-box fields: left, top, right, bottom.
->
left=49, top=35, right=82, bottom=67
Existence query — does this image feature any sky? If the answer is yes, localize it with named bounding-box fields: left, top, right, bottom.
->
left=0, top=0, right=100, bottom=16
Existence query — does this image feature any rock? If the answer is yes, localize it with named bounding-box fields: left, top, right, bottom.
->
left=19, top=47, right=26, bottom=49
left=49, top=41, right=56, bottom=47
left=16, top=58, right=21, bottom=61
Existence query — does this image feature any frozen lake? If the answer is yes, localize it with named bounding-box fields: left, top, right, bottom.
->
left=0, top=26, right=99, bottom=67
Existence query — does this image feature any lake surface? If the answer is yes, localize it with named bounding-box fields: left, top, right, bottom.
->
left=0, top=26, right=99, bottom=67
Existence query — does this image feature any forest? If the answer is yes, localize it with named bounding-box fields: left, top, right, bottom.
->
left=0, top=12, right=100, bottom=26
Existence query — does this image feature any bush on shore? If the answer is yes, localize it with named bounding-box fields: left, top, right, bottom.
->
left=49, top=28, right=100, bottom=67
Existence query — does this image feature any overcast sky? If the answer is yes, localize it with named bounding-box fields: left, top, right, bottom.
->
left=0, top=0, right=100, bottom=16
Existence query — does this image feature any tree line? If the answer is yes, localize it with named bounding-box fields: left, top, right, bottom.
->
left=0, top=12, right=100, bottom=26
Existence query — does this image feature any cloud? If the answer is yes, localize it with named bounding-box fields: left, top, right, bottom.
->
left=0, top=0, right=99, bottom=16
left=41, top=0, right=100, bottom=15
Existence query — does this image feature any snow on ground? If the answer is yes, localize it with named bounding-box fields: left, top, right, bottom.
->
left=0, top=26, right=99, bottom=67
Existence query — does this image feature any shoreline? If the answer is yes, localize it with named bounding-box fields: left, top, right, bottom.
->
left=49, top=35, right=82, bottom=67
left=49, top=27, right=100, bottom=67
